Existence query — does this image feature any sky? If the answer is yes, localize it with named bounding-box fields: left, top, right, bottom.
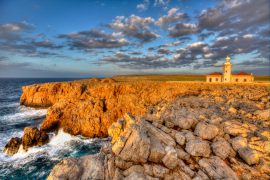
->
left=0, top=0, right=269, bottom=78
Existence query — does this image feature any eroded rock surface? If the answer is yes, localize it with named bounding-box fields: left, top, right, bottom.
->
left=48, top=101, right=270, bottom=180
left=4, top=127, right=49, bottom=155
left=19, top=80, right=270, bottom=139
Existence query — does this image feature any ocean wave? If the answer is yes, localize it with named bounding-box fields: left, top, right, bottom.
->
left=0, top=128, right=107, bottom=179
left=0, top=102, right=20, bottom=109
left=0, top=106, right=47, bottom=123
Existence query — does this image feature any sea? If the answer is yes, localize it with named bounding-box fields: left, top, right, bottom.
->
left=0, top=78, right=107, bottom=180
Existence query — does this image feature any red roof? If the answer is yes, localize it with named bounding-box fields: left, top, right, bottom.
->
left=234, top=72, right=251, bottom=75
left=208, top=72, right=222, bottom=75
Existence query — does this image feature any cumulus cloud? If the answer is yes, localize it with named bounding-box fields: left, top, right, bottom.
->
left=0, top=22, right=33, bottom=41
left=168, top=23, right=198, bottom=37
left=100, top=52, right=169, bottom=69
left=199, top=0, right=270, bottom=33
left=109, top=15, right=159, bottom=42
left=0, top=22, right=64, bottom=58
left=154, top=0, right=170, bottom=8
left=59, top=29, right=128, bottom=51
left=156, top=8, right=188, bottom=26
left=136, top=0, right=149, bottom=11
left=157, top=47, right=171, bottom=55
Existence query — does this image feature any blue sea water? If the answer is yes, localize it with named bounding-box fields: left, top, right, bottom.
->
left=0, top=78, right=106, bottom=180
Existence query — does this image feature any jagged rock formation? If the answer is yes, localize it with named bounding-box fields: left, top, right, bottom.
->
left=19, top=80, right=269, bottom=138
left=4, top=127, right=49, bottom=155
left=48, top=88, right=270, bottom=180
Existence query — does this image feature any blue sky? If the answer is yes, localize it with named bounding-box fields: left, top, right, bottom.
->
left=0, top=0, right=269, bottom=78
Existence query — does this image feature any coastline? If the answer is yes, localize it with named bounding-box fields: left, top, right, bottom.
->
left=3, top=78, right=270, bottom=179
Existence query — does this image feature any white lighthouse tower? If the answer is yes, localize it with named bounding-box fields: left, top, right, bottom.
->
left=223, top=56, right=232, bottom=82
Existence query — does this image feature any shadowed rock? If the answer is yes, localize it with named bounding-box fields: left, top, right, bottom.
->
left=4, top=137, right=22, bottom=156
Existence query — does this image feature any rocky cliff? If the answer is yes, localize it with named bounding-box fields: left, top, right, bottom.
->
left=19, top=79, right=269, bottom=139
left=48, top=90, right=270, bottom=179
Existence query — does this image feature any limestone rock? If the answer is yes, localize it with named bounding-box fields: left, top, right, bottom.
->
left=124, top=172, right=146, bottom=180
left=173, top=117, right=194, bottom=129
left=238, top=147, right=260, bottom=165
left=162, top=146, right=179, bottom=169
left=193, top=170, right=209, bottom=180
left=185, top=139, right=211, bottom=157
left=175, top=132, right=185, bottom=145
left=115, top=156, right=134, bottom=170
left=113, top=168, right=124, bottom=180
left=142, top=120, right=176, bottom=147
left=4, top=137, right=22, bottom=156
left=123, top=165, right=144, bottom=177
left=47, top=158, right=83, bottom=180
left=152, top=164, right=169, bottom=178
left=178, top=159, right=195, bottom=177
left=211, top=138, right=234, bottom=159
left=109, top=119, right=126, bottom=144
left=194, top=122, right=219, bottom=140
left=117, top=125, right=150, bottom=163
left=48, top=153, right=105, bottom=180
left=223, top=121, right=249, bottom=137
left=144, top=164, right=153, bottom=176
left=175, top=146, right=190, bottom=161
left=22, top=127, right=49, bottom=150
left=198, top=156, right=238, bottom=180
left=148, top=134, right=166, bottom=163
left=231, top=136, right=248, bottom=151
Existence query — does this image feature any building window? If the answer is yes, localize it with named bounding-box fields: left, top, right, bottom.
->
left=236, top=78, right=238, bottom=82
left=216, top=78, right=218, bottom=81
left=244, top=79, right=247, bottom=82
left=209, top=78, right=212, bottom=82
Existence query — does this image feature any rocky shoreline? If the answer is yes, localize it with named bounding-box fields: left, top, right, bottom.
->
left=3, top=78, right=270, bottom=179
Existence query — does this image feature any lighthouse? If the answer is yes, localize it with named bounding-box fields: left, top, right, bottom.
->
left=223, top=56, right=232, bottom=82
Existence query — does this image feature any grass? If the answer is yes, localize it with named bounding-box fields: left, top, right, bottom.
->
left=113, top=74, right=270, bottom=82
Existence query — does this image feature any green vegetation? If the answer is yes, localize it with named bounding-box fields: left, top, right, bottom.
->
left=255, top=75, right=270, bottom=82
left=113, top=74, right=270, bottom=82
left=113, top=74, right=206, bottom=82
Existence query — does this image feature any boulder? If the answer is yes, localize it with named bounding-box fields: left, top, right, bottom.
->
left=223, top=121, right=249, bottom=137
left=115, top=156, right=134, bottom=170
left=152, top=164, right=169, bottom=178
left=211, top=138, right=235, bottom=159
left=47, top=158, right=83, bottom=180
left=148, top=134, right=166, bottom=163
left=175, top=132, right=186, bottom=145
left=231, top=136, right=248, bottom=151
left=175, top=146, right=190, bottom=161
left=142, top=120, right=176, bottom=147
left=4, top=137, right=22, bottom=156
left=143, top=164, right=154, bottom=176
left=117, top=125, right=150, bottom=163
left=194, top=122, right=219, bottom=140
left=162, top=146, right=179, bottom=169
left=124, top=172, right=146, bottom=180
left=182, top=130, right=196, bottom=142
left=178, top=159, right=195, bottom=177
left=193, top=170, right=209, bottom=180
left=48, top=153, right=105, bottom=180
left=123, top=165, right=144, bottom=177
left=238, top=147, right=260, bottom=165
left=22, top=127, right=49, bottom=150
left=173, top=117, right=194, bottom=129
left=185, top=139, right=211, bottom=157
left=198, top=156, right=238, bottom=180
